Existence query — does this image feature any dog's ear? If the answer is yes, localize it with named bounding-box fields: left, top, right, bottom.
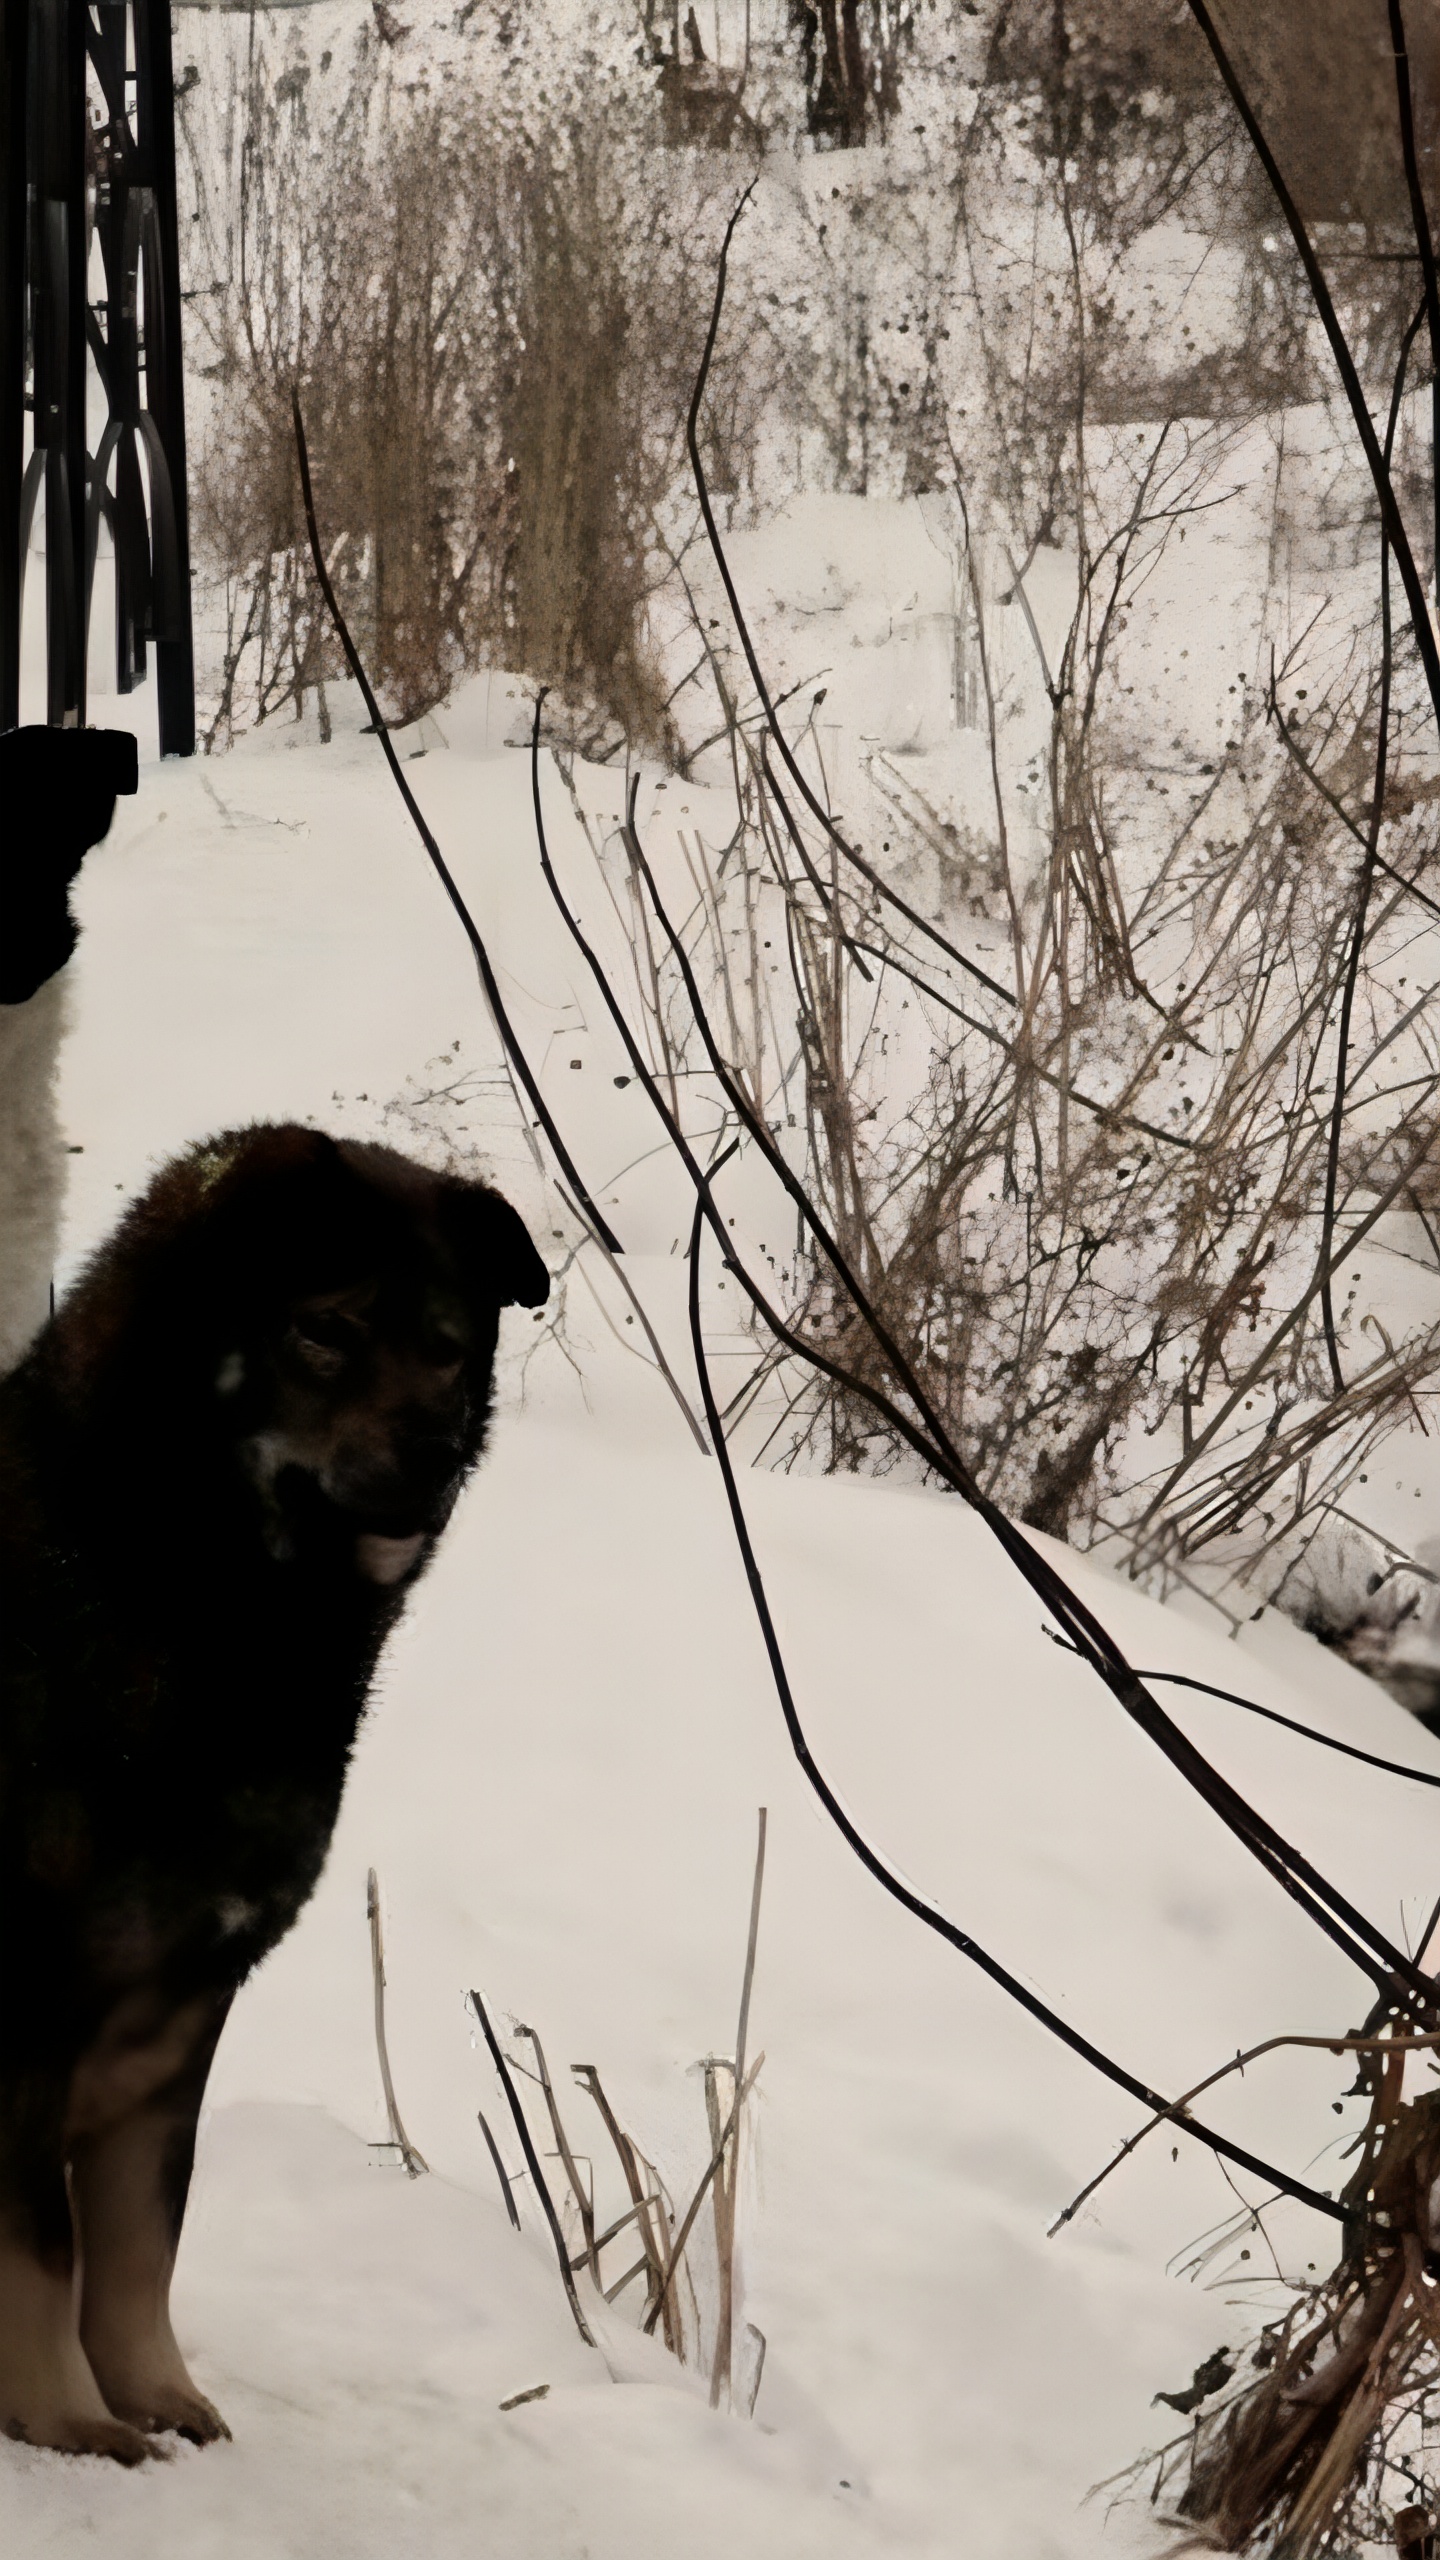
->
left=45, top=1124, right=347, bottom=1404
left=440, top=1183, right=551, bottom=1310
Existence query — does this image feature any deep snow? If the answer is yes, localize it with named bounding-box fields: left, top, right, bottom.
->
left=5, top=688, right=1440, bottom=2557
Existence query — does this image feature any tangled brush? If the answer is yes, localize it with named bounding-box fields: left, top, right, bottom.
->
left=1129, top=2039, right=1440, bottom=2556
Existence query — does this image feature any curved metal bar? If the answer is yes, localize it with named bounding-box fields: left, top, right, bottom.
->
left=16, top=445, right=44, bottom=573
left=83, top=416, right=123, bottom=658
left=135, top=410, right=182, bottom=639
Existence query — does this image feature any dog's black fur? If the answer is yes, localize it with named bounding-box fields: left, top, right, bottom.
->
left=0, top=1124, right=547, bottom=2461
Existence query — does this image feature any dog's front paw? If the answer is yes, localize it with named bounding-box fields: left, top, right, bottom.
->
left=0, top=2273, right=163, bottom=2466
left=3, top=2407, right=161, bottom=2465
left=146, top=2384, right=230, bottom=2447
left=101, top=2377, right=231, bottom=2446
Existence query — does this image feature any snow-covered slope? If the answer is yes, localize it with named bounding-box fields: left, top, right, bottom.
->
left=7, top=696, right=1440, bottom=2559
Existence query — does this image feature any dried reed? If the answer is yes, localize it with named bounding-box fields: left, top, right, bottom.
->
left=470, top=1810, right=768, bottom=2402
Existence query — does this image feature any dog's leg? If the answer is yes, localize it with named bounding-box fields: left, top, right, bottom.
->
left=70, top=1994, right=233, bottom=2446
left=0, top=2092, right=153, bottom=2464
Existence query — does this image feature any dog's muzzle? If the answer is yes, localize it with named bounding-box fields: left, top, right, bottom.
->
left=353, top=1529, right=428, bottom=1586
left=257, top=1453, right=458, bottom=1585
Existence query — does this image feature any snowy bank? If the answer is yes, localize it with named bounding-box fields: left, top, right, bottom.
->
left=5, top=699, right=1440, bottom=2559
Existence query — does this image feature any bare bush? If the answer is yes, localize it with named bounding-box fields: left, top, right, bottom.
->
left=181, top=23, right=719, bottom=749
left=540, top=32, right=1440, bottom=1619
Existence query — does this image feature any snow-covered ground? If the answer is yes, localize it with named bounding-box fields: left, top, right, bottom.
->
left=7, top=692, right=1440, bottom=2557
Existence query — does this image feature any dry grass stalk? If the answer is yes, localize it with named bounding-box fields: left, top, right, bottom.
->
left=514, top=2022, right=600, bottom=2286
left=571, top=2065, right=684, bottom=2354
left=708, top=1803, right=767, bottom=2407
left=472, top=1813, right=767, bottom=2401
left=366, top=1866, right=428, bottom=2177
left=469, top=1984, right=599, bottom=2349
left=477, top=2109, right=522, bottom=2230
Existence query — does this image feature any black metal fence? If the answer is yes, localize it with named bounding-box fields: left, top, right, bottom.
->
left=1, top=0, right=193, bottom=752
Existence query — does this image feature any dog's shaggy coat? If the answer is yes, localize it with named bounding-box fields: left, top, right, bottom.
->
left=0, top=1124, right=548, bottom=2461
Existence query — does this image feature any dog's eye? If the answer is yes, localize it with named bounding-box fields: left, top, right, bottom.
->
left=422, top=1328, right=466, bottom=1370
left=291, top=1309, right=364, bottom=1372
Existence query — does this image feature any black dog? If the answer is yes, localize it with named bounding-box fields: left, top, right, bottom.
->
left=0, top=1124, right=548, bottom=2461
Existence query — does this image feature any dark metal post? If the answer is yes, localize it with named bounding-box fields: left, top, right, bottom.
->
left=135, top=0, right=193, bottom=754
left=30, top=0, right=89, bottom=726
left=1, top=0, right=28, bottom=730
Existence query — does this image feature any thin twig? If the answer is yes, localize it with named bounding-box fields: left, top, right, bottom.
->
left=631, top=808, right=1436, bottom=2014
left=1184, top=0, right=1440, bottom=737
left=1051, top=2027, right=1440, bottom=2236
left=525, top=715, right=1440, bottom=2100
left=292, top=396, right=622, bottom=1252
left=1041, top=1640, right=1440, bottom=1791
left=554, top=1179, right=711, bottom=1454
left=1388, top=0, right=1440, bottom=594
left=1318, top=309, right=1411, bottom=1388
left=687, top=193, right=1020, bottom=1003
left=682, top=1189, right=1348, bottom=2221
